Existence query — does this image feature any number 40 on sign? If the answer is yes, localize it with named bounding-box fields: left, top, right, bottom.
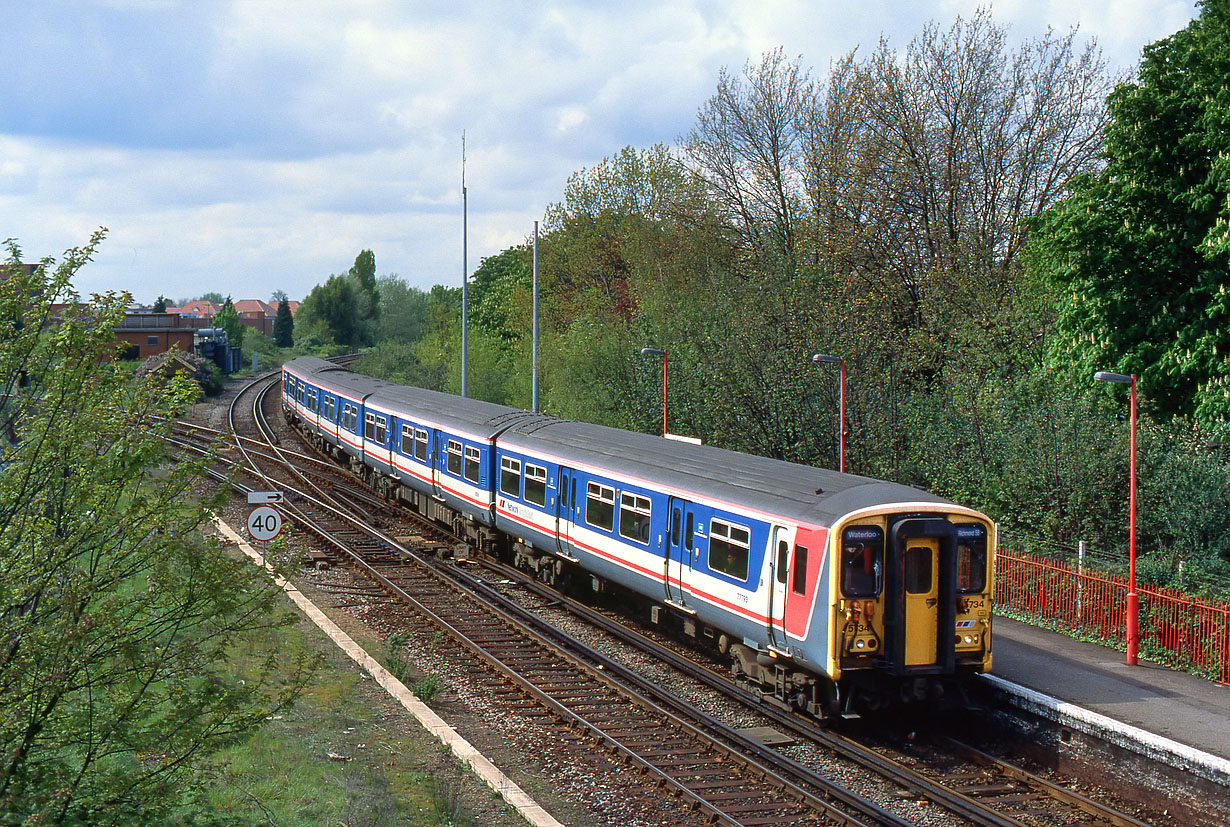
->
left=247, top=505, right=283, bottom=542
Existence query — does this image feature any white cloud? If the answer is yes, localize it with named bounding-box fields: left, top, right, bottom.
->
left=0, top=0, right=1200, bottom=303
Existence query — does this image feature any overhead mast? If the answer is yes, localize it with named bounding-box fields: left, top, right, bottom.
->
left=461, top=132, right=469, bottom=398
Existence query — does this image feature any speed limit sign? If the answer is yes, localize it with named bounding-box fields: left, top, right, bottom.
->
left=247, top=505, right=283, bottom=541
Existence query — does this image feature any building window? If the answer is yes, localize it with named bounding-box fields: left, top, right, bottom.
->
left=585, top=482, right=615, bottom=531
left=446, top=440, right=462, bottom=475
left=146, top=335, right=159, bottom=345
left=500, top=456, right=521, bottom=497
left=709, top=519, right=750, bottom=580
left=464, top=446, right=481, bottom=483
left=524, top=464, right=547, bottom=506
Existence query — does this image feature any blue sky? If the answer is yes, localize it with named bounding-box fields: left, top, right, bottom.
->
left=0, top=1, right=1200, bottom=304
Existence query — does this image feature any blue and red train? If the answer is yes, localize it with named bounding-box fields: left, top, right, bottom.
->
left=282, top=356, right=995, bottom=716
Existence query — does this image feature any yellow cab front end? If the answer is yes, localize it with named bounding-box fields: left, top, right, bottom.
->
left=825, top=505, right=996, bottom=710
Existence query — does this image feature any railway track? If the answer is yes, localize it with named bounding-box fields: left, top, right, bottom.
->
left=181, top=367, right=1168, bottom=826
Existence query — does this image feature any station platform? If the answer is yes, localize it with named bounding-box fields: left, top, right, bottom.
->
left=982, top=615, right=1230, bottom=783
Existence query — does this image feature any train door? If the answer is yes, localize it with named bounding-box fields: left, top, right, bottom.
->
left=555, top=467, right=577, bottom=555
left=888, top=518, right=955, bottom=671
left=430, top=431, right=443, bottom=499
left=665, top=498, right=695, bottom=608
left=903, top=538, right=939, bottom=666
left=767, top=526, right=791, bottom=646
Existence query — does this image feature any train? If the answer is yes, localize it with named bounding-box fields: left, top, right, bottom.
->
left=281, top=356, right=995, bottom=718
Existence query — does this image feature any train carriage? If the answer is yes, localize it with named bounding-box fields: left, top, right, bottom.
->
left=281, top=358, right=995, bottom=717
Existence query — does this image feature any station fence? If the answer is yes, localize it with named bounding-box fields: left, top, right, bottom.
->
left=993, top=549, right=1230, bottom=684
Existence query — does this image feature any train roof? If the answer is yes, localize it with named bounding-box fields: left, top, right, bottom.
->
left=501, top=418, right=953, bottom=528
left=370, top=384, right=551, bottom=440
left=284, top=356, right=348, bottom=377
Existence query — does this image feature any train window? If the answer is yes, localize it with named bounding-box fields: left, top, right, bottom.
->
left=619, top=493, right=652, bottom=545
left=401, top=425, right=412, bottom=454
left=904, top=547, right=933, bottom=594
left=415, top=429, right=428, bottom=461
left=500, top=457, right=521, bottom=497
left=561, top=477, right=569, bottom=509
left=777, top=540, right=789, bottom=584
left=685, top=513, right=693, bottom=551
left=709, top=520, right=750, bottom=580
left=955, top=524, right=988, bottom=594
left=464, top=446, right=481, bottom=483
left=308, top=389, right=317, bottom=409
left=793, top=545, right=809, bottom=595
left=298, top=383, right=306, bottom=404
left=446, top=440, right=462, bottom=475
left=841, top=526, right=883, bottom=597
left=525, top=464, right=547, bottom=506
left=364, top=413, right=376, bottom=441
left=671, top=508, right=681, bottom=546
left=586, top=482, right=615, bottom=531
left=374, top=416, right=387, bottom=445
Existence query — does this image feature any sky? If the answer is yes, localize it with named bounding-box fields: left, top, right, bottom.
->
left=0, top=1, right=1202, bottom=305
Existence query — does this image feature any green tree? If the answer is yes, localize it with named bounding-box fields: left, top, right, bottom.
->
left=296, top=274, right=361, bottom=351
left=195, top=291, right=224, bottom=305
left=0, top=236, right=311, bottom=823
left=213, top=296, right=245, bottom=351
left=152, top=295, right=168, bottom=313
left=1026, top=0, right=1230, bottom=433
left=376, top=274, right=430, bottom=344
left=273, top=297, right=294, bottom=347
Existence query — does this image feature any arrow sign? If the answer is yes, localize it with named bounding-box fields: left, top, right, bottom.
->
left=247, top=491, right=284, bottom=504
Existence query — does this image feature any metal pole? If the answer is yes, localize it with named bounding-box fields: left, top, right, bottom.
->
left=461, top=132, right=468, bottom=398
left=1127, top=375, right=1139, bottom=664
left=838, top=357, right=846, bottom=474
left=532, top=221, right=539, bottom=414
left=662, top=351, right=668, bottom=437
left=1077, top=540, right=1086, bottom=626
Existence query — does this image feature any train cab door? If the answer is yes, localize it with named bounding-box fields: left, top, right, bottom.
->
left=902, top=539, right=939, bottom=666
left=555, top=467, right=577, bottom=556
left=767, top=526, right=791, bottom=646
left=889, top=519, right=956, bottom=671
left=665, top=498, right=694, bottom=609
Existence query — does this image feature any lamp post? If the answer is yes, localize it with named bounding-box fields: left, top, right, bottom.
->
left=1094, top=370, right=1138, bottom=666
left=812, top=354, right=846, bottom=473
left=641, top=347, right=667, bottom=436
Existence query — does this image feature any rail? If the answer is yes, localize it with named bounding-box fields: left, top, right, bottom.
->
left=994, top=549, right=1230, bottom=684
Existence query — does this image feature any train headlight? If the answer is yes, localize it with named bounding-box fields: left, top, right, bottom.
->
left=855, top=639, right=866, bottom=650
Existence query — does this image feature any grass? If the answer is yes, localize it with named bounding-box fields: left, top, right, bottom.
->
left=181, top=616, right=499, bottom=826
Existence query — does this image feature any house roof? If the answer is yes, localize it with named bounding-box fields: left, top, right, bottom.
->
left=168, top=300, right=219, bottom=316
left=235, top=299, right=276, bottom=317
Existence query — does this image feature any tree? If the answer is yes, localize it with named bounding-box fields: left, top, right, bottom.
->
left=194, top=291, right=224, bottom=305
left=152, top=295, right=168, bottom=313
left=296, top=275, right=361, bottom=351
left=349, top=249, right=381, bottom=339
left=269, top=289, right=288, bottom=303
left=376, top=274, right=430, bottom=345
left=1026, top=0, right=1230, bottom=433
left=273, top=297, right=294, bottom=347
left=0, top=235, right=311, bottom=822
left=212, top=296, right=244, bottom=351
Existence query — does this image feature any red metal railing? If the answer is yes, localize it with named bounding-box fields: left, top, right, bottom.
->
left=994, top=549, right=1230, bottom=684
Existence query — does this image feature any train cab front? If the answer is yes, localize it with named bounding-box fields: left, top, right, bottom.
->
left=829, top=509, right=995, bottom=713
